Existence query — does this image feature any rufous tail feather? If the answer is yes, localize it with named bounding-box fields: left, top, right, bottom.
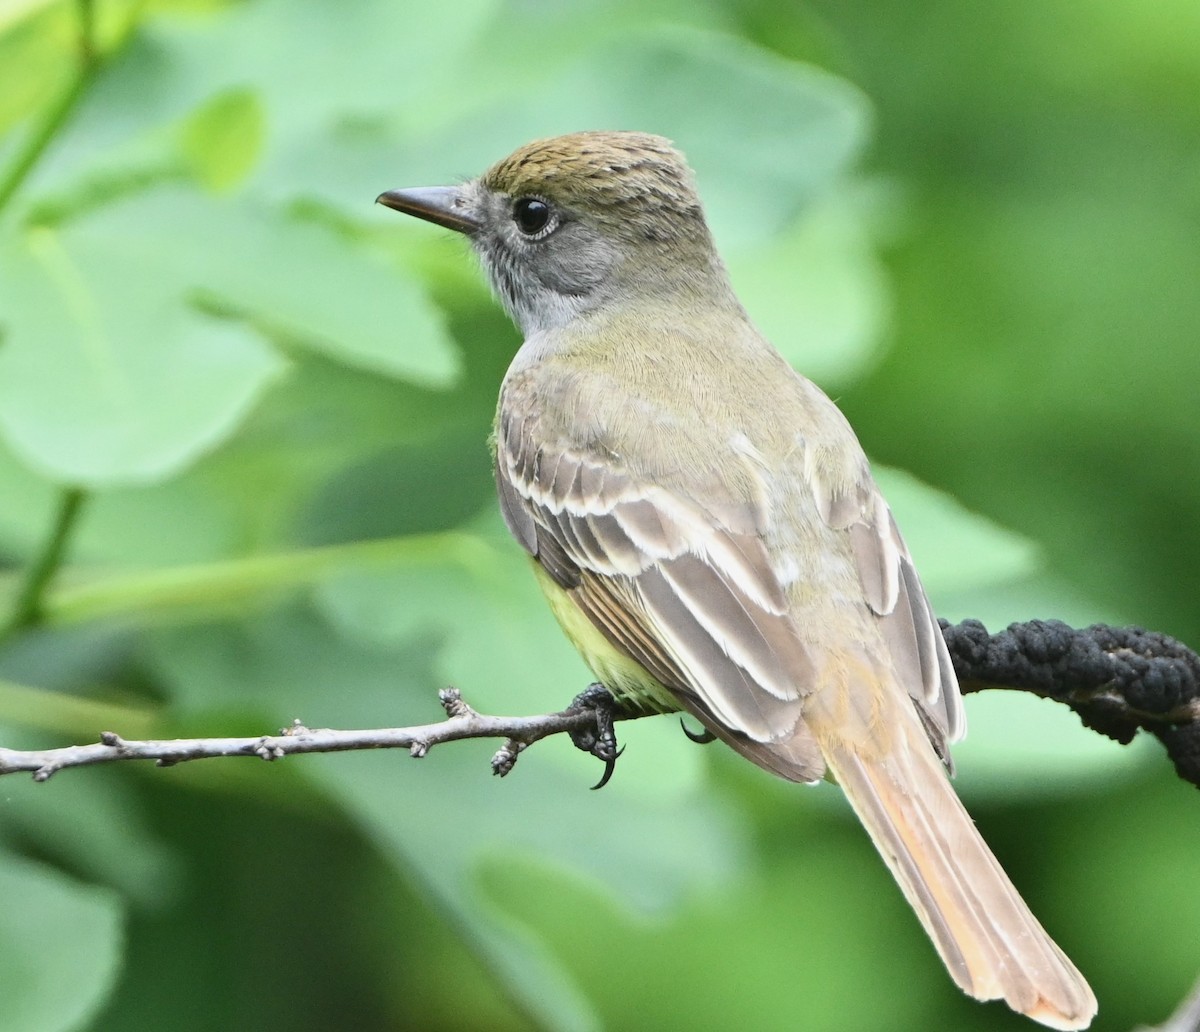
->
left=817, top=711, right=1096, bottom=1030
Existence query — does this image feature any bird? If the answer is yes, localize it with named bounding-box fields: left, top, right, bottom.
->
left=377, top=130, right=1097, bottom=1029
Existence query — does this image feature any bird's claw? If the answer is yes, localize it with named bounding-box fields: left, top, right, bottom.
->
left=591, top=744, right=625, bottom=790
left=568, top=682, right=625, bottom=789
left=680, top=718, right=717, bottom=744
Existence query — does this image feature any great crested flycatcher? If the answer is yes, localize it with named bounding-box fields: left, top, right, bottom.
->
left=378, top=131, right=1096, bottom=1029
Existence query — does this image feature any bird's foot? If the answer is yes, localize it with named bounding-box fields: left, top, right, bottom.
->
left=568, top=683, right=626, bottom=790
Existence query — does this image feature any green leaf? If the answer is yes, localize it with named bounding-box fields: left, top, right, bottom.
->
left=0, top=439, right=55, bottom=556
left=316, top=739, right=744, bottom=1032
left=873, top=465, right=1040, bottom=596
left=65, top=187, right=460, bottom=386
left=0, top=851, right=123, bottom=1032
left=0, top=2, right=76, bottom=139
left=0, top=0, right=61, bottom=36
left=60, top=347, right=484, bottom=570
left=0, top=179, right=459, bottom=485
left=868, top=467, right=1145, bottom=794
left=178, top=87, right=264, bottom=193
left=0, top=755, right=180, bottom=907
left=0, top=222, right=285, bottom=486
left=729, top=184, right=891, bottom=387
left=18, top=0, right=501, bottom=208
left=952, top=688, right=1153, bottom=799
left=0, top=677, right=158, bottom=738
left=187, top=0, right=501, bottom=139
left=362, top=27, right=872, bottom=252
left=478, top=818, right=943, bottom=1032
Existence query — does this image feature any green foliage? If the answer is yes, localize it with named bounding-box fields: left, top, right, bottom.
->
left=0, top=851, right=122, bottom=1032
left=0, top=1, right=1196, bottom=1031
left=179, top=88, right=264, bottom=192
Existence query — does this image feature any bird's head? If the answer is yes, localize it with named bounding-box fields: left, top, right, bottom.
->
left=377, top=131, right=729, bottom=335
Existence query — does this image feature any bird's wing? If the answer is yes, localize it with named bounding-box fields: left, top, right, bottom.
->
left=806, top=456, right=964, bottom=754
left=496, top=406, right=825, bottom=782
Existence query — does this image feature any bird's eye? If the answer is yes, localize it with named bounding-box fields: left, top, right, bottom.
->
left=512, top=197, right=554, bottom=238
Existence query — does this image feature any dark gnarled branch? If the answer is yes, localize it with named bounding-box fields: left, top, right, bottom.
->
left=942, top=619, right=1200, bottom=788
left=0, top=619, right=1197, bottom=788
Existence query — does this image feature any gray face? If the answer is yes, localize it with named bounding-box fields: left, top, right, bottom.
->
left=377, top=136, right=727, bottom=340
left=460, top=180, right=621, bottom=337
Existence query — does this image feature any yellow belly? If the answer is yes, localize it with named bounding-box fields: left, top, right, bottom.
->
left=530, top=561, right=680, bottom=715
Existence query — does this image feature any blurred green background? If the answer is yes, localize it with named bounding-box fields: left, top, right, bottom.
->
left=0, top=1, right=1197, bottom=1030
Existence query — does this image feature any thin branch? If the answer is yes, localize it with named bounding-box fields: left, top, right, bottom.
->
left=0, top=620, right=1197, bottom=787
left=0, top=688, right=615, bottom=782
left=1, top=487, right=88, bottom=642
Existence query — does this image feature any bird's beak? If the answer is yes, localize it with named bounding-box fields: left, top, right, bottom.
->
left=375, top=186, right=480, bottom=235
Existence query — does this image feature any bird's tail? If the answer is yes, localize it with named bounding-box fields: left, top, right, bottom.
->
left=818, top=712, right=1097, bottom=1030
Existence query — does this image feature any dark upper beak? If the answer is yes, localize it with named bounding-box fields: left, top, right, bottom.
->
left=375, top=186, right=479, bottom=234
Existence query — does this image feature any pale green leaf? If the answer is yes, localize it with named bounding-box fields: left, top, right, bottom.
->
left=361, top=27, right=872, bottom=252
left=0, top=752, right=180, bottom=907
left=0, top=223, right=285, bottom=486
left=872, top=466, right=1146, bottom=794
left=0, top=1, right=79, bottom=141
left=0, top=851, right=123, bottom=1032
left=874, top=465, right=1040, bottom=596
left=0, top=439, right=55, bottom=556
left=729, top=185, right=891, bottom=387
left=178, top=87, right=264, bottom=193
left=69, top=187, right=460, bottom=386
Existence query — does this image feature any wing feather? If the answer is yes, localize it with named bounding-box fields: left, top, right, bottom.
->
left=807, top=457, right=965, bottom=748
left=658, top=556, right=814, bottom=701
left=496, top=460, right=538, bottom=553
left=496, top=415, right=824, bottom=780
left=577, top=508, right=645, bottom=575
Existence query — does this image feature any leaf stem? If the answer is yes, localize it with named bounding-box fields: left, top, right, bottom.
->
left=1, top=487, right=88, bottom=640
left=43, top=530, right=499, bottom=627
left=76, top=0, right=97, bottom=65
left=0, top=0, right=101, bottom=214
